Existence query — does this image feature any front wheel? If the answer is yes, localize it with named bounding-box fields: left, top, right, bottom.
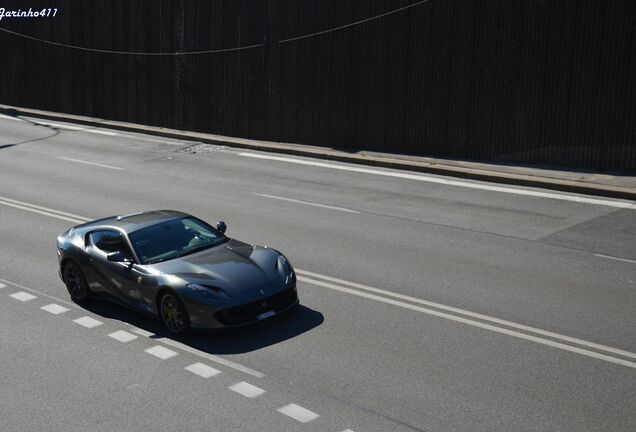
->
left=159, top=292, right=190, bottom=334
left=63, top=261, right=91, bottom=302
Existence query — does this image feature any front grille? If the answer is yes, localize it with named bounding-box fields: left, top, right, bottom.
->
left=215, top=286, right=297, bottom=326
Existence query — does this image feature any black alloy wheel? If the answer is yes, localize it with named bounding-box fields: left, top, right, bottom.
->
left=160, top=292, right=190, bottom=334
left=63, top=262, right=91, bottom=302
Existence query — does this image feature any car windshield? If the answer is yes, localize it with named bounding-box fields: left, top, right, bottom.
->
left=128, top=217, right=228, bottom=264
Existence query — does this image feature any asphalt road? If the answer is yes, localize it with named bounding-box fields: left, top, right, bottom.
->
left=0, top=114, right=635, bottom=432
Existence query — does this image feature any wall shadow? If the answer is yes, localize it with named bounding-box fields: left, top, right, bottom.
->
left=0, top=107, right=61, bottom=148
left=0, top=131, right=60, bottom=148
left=80, top=299, right=323, bottom=354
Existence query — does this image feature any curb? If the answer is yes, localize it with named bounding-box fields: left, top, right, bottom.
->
left=1, top=104, right=634, bottom=201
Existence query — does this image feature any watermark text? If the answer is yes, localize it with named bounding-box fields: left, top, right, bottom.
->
left=0, top=7, right=58, bottom=20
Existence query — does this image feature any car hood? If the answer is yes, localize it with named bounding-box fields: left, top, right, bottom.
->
left=149, top=239, right=283, bottom=298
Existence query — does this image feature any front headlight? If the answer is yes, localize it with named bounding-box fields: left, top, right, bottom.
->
left=185, top=283, right=232, bottom=302
left=277, top=255, right=291, bottom=273
left=277, top=255, right=295, bottom=285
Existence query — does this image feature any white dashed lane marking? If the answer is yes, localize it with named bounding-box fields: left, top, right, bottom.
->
left=0, top=277, right=263, bottom=378
left=130, top=327, right=265, bottom=377
left=40, top=303, right=70, bottom=315
left=184, top=362, right=220, bottom=378
left=56, top=157, right=124, bottom=171
left=0, top=276, right=360, bottom=430
left=277, top=403, right=320, bottom=423
left=107, top=330, right=138, bottom=343
left=254, top=192, right=360, bottom=214
left=228, top=381, right=266, bottom=398
left=145, top=345, right=178, bottom=360
left=9, top=291, right=37, bottom=302
left=73, top=316, right=103, bottom=328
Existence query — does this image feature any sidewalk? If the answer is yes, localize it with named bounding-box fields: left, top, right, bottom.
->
left=1, top=104, right=634, bottom=201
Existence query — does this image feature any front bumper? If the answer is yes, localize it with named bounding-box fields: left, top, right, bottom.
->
left=185, top=285, right=299, bottom=330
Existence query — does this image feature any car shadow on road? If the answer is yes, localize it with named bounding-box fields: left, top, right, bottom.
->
left=80, top=299, right=324, bottom=354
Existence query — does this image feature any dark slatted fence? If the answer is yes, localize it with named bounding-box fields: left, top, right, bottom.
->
left=0, top=0, right=634, bottom=170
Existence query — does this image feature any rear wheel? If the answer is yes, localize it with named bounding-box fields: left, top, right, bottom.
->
left=63, top=261, right=91, bottom=302
left=159, top=292, right=190, bottom=334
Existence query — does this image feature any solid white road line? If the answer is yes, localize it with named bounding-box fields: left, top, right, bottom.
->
left=240, top=152, right=636, bottom=210
left=595, top=253, right=636, bottom=264
left=0, top=283, right=6, bottom=289
left=84, top=129, right=118, bottom=136
left=3, top=196, right=633, bottom=369
left=6, top=114, right=184, bottom=144
left=73, top=316, right=103, bottom=328
left=118, top=134, right=185, bottom=146
left=33, top=121, right=84, bottom=130
left=107, top=330, right=138, bottom=343
left=29, top=119, right=118, bottom=136
left=40, top=303, right=70, bottom=315
left=145, top=345, right=178, bottom=360
left=277, top=403, right=320, bottom=423
left=298, top=276, right=636, bottom=369
left=0, top=198, right=87, bottom=224
left=0, top=113, right=22, bottom=121
left=1, top=114, right=178, bottom=143
left=9, top=291, right=37, bottom=302
left=228, top=381, right=266, bottom=398
left=56, top=157, right=124, bottom=171
left=254, top=193, right=360, bottom=213
left=184, top=362, right=220, bottom=378
left=130, top=329, right=265, bottom=378
left=0, top=195, right=90, bottom=221
left=297, top=269, right=636, bottom=361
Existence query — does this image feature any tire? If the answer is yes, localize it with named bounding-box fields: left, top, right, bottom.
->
left=159, top=292, right=190, bottom=335
left=63, top=261, right=91, bottom=302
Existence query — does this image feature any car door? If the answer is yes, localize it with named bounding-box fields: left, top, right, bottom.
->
left=86, top=230, right=145, bottom=308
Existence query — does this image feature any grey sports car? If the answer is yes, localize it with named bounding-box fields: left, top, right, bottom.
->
left=56, top=210, right=298, bottom=334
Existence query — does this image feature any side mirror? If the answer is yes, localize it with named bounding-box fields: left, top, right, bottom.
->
left=216, top=221, right=227, bottom=234
left=107, top=251, right=132, bottom=264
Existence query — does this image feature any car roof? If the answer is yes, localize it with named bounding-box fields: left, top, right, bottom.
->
left=75, top=210, right=191, bottom=233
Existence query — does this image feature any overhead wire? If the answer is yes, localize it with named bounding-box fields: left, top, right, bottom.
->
left=277, top=0, right=429, bottom=43
left=0, top=0, right=429, bottom=55
left=0, top=27, right=265, bottom=55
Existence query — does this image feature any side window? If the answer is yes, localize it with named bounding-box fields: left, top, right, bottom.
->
left=90, top=230, right=133, bottom=258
